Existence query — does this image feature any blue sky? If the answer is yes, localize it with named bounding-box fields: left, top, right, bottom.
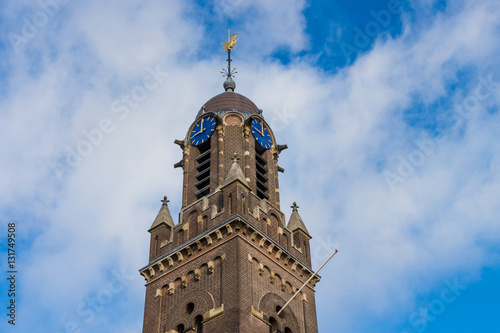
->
left=1, top=0, right=499, bottom=332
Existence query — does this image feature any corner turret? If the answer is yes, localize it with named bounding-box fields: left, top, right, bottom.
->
left=287, top=202, right=312, bottom=266
left=148, top=196, right=174, bottom=261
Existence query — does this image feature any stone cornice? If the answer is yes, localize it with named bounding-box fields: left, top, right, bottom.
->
left=139, top=214, right=320, bottom=290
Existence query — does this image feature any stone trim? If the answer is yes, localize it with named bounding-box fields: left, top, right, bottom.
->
left=140, top=215, right=318, bottom=287
left=251, top=305, right=270, bottom=326
left=202, top=304, right=224, bottom=324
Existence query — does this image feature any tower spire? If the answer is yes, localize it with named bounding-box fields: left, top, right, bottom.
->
left=220, top=29, right=238, bottom=91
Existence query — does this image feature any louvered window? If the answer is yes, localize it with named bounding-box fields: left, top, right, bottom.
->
left=256, top=148, right=269, bottom=199
left=195, top=142, right=211, bottom=198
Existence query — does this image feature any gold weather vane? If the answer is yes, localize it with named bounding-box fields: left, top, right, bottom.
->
left=221, top=30, right=238, bottom=51
left=220, top=29, right=238, bottom=78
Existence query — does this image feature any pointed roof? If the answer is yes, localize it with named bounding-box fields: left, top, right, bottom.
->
left=222, top=153, right=250, bottom=188
left=149, top=196, right=175, bottom=231
left=287, top=202, right=310, bottom=237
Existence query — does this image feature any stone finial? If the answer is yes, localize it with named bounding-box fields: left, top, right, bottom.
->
left=161, top=196, right=169, bottom=205
left=291, top=202, right=299, bottom=211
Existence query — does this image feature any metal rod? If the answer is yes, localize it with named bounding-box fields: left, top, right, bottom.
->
left=227, top=48, right=231, bottom=77
left=277, top=249, right=338, bottom=316
left=227, top=29, right=231, bottom=77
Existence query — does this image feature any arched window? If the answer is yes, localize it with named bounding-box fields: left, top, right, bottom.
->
left=201, top=215, right=208, bottom=233
left=276, top=305, right=284, bottom=318
left=194, top=314, right=203, bottom=332
left=186, top=302, right=195, bottom=315
left=284, top=328, right=292, bottom=333
left=242, top=193, right=246, bottom=213
left=178, top=229, right=184, bottom=245
left=281, top=233, right=288, bottom=250
left=188, top=210, right=197, bottom=237
left=269, top=317, right=279, bottom=333
left=176, top=323, right=185, bottom=333
left=269, top=214, right=279, bottom=239
left=293, top=232, right=300, bottom=248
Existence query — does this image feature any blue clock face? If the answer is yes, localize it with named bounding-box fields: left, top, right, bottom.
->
left=189, top=115, right=216, bottom=145
left=251, top=118, right=272, bottom=149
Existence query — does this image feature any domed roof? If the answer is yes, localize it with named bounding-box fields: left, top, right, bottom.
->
left=196, top=91, right=260, bottom=118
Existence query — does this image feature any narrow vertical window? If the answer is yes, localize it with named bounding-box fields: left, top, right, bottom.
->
left=269, top=317, right=279, bottom=333
left=293, top=232, right=300, bottom=248
left=178, top=229, right=184, bottom=245
left=202, top=216, right=208, bottom=232
left=242, top=193, right=246, bottom=213
left=281, top=233, right=288, bottom=250
left=195, top=141, right=211, bottom=199
left=255, top=146, right=269, bottom=199
left=194, top=315, right=203, bottom=332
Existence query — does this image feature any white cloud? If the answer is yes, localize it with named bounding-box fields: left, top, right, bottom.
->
left=212, top=0, right=309, bottom=55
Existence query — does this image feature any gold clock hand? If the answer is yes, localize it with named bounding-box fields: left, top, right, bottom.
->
left=254, top=123, right=264, bottom=136
left=190, top=119, right=207, bottom=139
left=190, top=129, right=201, bottom=139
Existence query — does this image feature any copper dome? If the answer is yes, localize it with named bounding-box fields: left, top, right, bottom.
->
left=196, top=92, right=260, bottom=117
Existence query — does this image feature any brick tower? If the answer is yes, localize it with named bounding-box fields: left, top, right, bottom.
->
left=140, top=37, right=320, bottom=332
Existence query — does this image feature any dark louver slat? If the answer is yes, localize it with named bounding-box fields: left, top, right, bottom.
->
left=195, top=176, right=210, bottom=189
left=195, top=185, right=210, bottom=198
left=196, top=149, right=211, bottom=162
left=257, top=189, right=269, bottom=199
left=196, top=158, right=210, bottom=171
left=196, top=167, right=210, bottom=181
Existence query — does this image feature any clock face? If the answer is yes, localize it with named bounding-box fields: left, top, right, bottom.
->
left=189, top=115, right=216, bottom=145
left=250, top=118, right=272, bottom=149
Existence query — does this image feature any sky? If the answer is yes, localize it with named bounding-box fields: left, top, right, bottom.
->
left=1, top=0, right=499, bottom=332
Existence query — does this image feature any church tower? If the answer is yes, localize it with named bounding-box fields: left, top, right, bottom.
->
left=140, top=32, right=320, bottom=333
